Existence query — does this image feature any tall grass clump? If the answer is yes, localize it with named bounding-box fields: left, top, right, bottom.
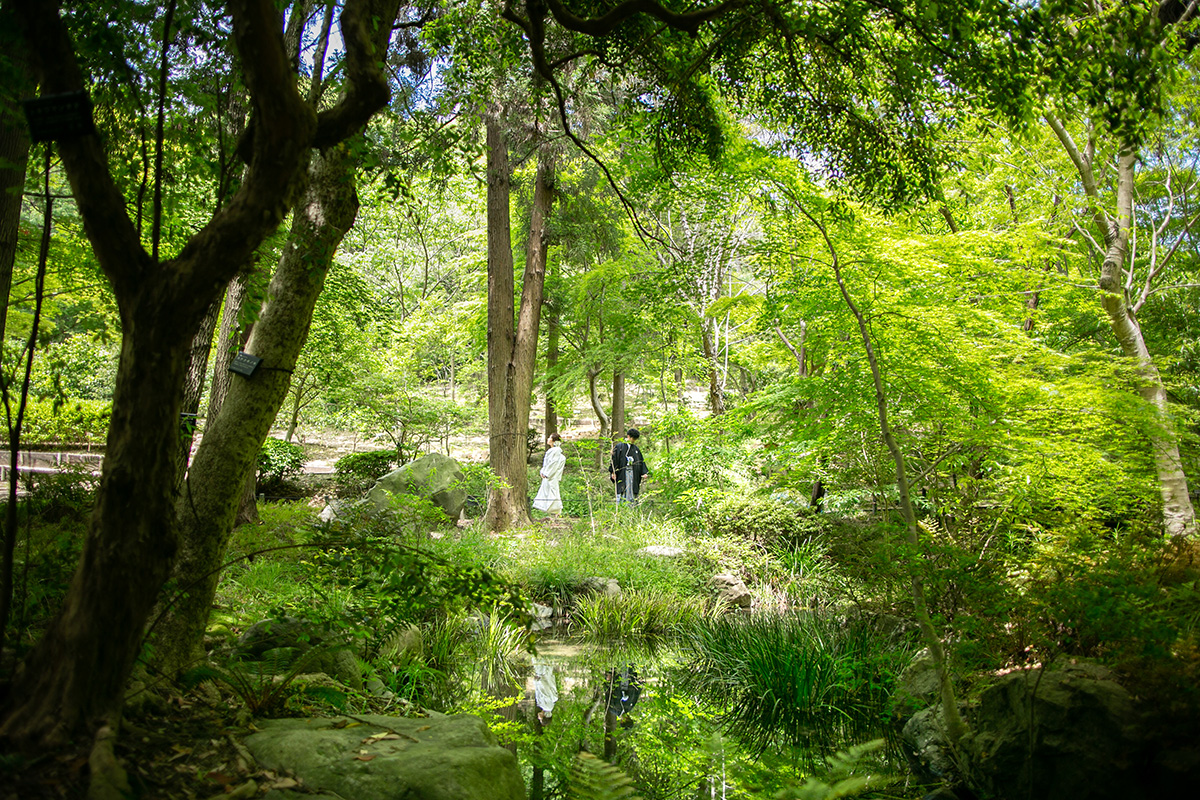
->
left=572, top=589, right=708, bottom=643
left=676, top=612, right=913, bottom=753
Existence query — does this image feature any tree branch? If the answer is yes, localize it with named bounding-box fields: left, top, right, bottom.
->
left=1045, top=112, right=1111, bottom=244
left=540, top=0, right=742, bottom=37
left=11, top=0, right=152, bottom=307
left=313, top=0, right=401, bottom=148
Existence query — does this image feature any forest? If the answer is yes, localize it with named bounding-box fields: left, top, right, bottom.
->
left=0, top=1, right=1198, bottom=799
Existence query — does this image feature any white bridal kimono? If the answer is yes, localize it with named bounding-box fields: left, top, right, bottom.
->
left=533, top=444, right=566, bottom=513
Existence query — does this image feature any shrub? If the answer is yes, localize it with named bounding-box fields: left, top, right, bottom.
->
left=11, top=398, right=111, bottom=445
left=257, top=437, right=305, bottom=494
left=334, top=450, right=397, bottom=494
left=702, top=494, right=825, bottom=547
left=25, top=462, right=98, bottom=522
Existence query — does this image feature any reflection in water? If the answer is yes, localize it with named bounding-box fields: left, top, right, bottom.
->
left=508, top=616, right=913, bottom=798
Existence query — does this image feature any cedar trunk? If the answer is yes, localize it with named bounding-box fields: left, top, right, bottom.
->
left=612, top=371, right=625, bottom=436
left=483, top=117, right=554, bottom=532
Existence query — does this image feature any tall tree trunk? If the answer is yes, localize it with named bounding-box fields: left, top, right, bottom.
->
left=0, top=38, right=31, bottom=347
left=611, top=370, right=625, bottom=436
left=544, top=301, right=559, bottom=438
left=175, top=301, right=221, bottom=486
left=1096, top=153, right=1196, bottom=539
left=700, top=320, right=726, bottom=415
left=774, top=319, right=807, bottom=378
left=205, top=271, right=261, bottom=527
left=156, top=144, right=360, bottom=677
left=208, top=273, right=251, bottom=420
left=588, top=364, right=609, bottom=438
left=1047, top=115, right=1197, bottom=539
left=0, top=0, right=398, bottom=747
left=483, top=118, right=554, bottom=532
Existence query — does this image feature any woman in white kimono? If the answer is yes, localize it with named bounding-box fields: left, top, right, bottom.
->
left=533, top=433, right=566, bottom=515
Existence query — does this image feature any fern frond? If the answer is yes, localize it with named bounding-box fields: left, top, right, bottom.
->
left=569, top=752, right=641, bottom=800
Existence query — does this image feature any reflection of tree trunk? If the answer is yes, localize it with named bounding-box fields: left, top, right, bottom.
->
left=483, top=118, right=553, bottom=532
left=529, top=709, right=546, bottom=800
left=158, top=145, right=360, bottom=677
left=701, top=321, right=725, bottom=415
left=612, top=370, right=625, bottom=436
left=603, top=711, right=618, bottom=762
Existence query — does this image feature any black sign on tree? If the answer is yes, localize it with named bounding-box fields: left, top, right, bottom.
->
left=229, top=352, right=263, bottom=378
left=21, top=90, right=96, bottom=143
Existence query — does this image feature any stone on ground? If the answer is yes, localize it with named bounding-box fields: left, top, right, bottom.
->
left=243, top=714, right=524, bottom=800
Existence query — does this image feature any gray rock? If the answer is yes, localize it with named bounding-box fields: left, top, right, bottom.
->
left=902, top=706, right=960, bottom=784
left=894, top=649, right=941, bottom=719
left=708, top=573, right=752, bottom=609
left=237, top=617, right=323, bottom=657
left=367, top=453, right=466, bottom=521
left=581, top=577, right=621, bottom=596
left=243, top=714, right=524, bottom=800
left=639, top=545, right=685, bottom=558
left=963, top=662, right=1139, bottom=800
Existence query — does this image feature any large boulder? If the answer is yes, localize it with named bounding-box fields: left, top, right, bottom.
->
left=963, top=662, right=1139, bottom=800
left=244, top=714, right=524, bottom=800
left=367, top=453, right=466, bottom=521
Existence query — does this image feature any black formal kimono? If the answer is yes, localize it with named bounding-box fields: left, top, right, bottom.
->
left=609, top=441, right=649, bottom=502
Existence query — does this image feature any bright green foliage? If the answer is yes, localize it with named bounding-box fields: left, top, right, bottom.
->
left=569, top=752, right=642, bottom=800
left=678, top=612, right=913, bottom=754
left=572, top=589, right=707, bottom=643
left=256, top=438, right=305, bottom=493
left=702, top=496, right=825, bottom=549
left=333, top=450, right=399, bottom=494
left=775, top=739, right=896, bottom=799
left=12, top=398, right=110, bottom=445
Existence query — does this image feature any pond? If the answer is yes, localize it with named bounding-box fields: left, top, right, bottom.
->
left=466, top=610, right=926, bottom=800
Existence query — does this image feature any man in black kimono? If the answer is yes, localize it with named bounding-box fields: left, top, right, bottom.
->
left=609, top=428, right=650, bottom=503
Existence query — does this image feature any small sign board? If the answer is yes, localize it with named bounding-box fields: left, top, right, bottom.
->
left=229, top=351, right=262, bottom=377
left=22, top=90, right=96, bottom=143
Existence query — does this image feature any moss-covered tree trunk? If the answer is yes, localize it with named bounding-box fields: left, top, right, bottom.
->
left=155, top=143, right=361, bottom=677
left=0, top=0, right=397, bottom=748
